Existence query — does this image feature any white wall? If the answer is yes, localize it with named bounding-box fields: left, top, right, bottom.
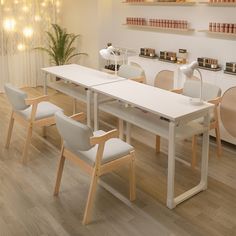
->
left=61, top=0, right=113, bottom=69
left=111, top=2, right=236, bottom=64
left=61, top=1, right=236, bottom=71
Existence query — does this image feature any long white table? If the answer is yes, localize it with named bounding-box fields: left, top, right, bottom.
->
left=92, top=79, right=213, bottom=209
left=42, top=64, right=126, bottom=127
left=42, top=64, right=213, bottom=209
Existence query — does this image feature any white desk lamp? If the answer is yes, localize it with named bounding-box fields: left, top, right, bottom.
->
left=99, top=46, right=118, bottom=76
left=180, top=61, right=204, bottom=105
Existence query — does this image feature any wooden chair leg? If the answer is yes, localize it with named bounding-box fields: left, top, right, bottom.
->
left=191, top=135, right=197, bottom=169
left=22, top=124, right=33, bottom=164
left=42, top=126, right=47, bottom=138
left=73, top=99, right=77, bottom=114
left=82, top=169, right=99, bottom=225
left=54, top=147, right=66, bottom=196
left=129, top=151, right=136, bottom=201
left=215, top=126, right=222, bottom=158
left=118, top=119, right=124, bottom=140
left=5, top=112, right=14, bottom=149
left=156, top=135, right=161, bottom=153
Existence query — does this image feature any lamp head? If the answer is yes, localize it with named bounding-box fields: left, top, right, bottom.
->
left=99, top=48, right=111, bottom=60
left=180, top=61, right=199, bottom=78
left=107, top=46, right=115, bottom=53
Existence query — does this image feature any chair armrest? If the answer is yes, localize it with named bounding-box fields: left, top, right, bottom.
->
left=70, top=112, right=86, bottom=122
left=25, top=95, right=49, bottom=105
left=171, top=88, right=183, bottom=94
left=130, top=76, right=146, bottom=84
left=90, top=129, right=119, bottom=145
left=208, top=96, right=221, bottom=105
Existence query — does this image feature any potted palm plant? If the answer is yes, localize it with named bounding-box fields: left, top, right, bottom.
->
left=36, top=24, right=86, bottom=66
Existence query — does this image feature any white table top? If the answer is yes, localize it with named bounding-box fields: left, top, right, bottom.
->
left=42, top=64, right=126, bottom=88
left=93, top=80, right=213, bottom=122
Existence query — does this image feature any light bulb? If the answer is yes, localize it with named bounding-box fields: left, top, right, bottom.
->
left=23, top=27, right=33, bottom=38
left=17, top=43, right=26, bottom=51
left=3, top=18, right=16, bottom=31
left=34, top=15, right=41, bottom=22
left=22, top=5, right=29, bottom=12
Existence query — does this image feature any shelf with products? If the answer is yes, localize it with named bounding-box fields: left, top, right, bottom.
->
left=198, top=30, right=236, bottom=38
left=224, top=70, right=236, bottom=76
left=123, top=24, right=195, bottom=33
left=199, top=1, right=236, bottom=7
left=122, top=1, right=196, bottom=6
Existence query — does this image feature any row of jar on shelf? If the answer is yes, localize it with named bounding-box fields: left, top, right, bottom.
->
left=126, top=17, right=236, bottom=35
left=140, top=48, right=236, bottom=73
left=104, top=47, right=236, bottom=75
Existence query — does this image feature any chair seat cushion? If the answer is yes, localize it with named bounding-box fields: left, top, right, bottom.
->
left=16, top=102, right=62, bottom=121
left=194, top=112, right=215, bottom=124
left=74, top=130, right=134, bottom=166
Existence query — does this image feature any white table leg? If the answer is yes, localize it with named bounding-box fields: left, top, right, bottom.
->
left=126, top=122, right=131, bottom=144
left=86, top=89, right=91, bottom=128
left=200, top=111, right=210, bottom=190
left=118, top=119, right=124, bottom=140
left=94, top=92, right=98, bottom=131
left=44, top=73, right=48, bottom=95
left=172, top=111, right=210, bottom=207
left=167, top=121, right=176, bottom=209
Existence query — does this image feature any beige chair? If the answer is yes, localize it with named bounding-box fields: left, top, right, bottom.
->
left=154, top=70, right=174, bottom=91
left=154, top=70, right=174, bottom=153
left=172, top=80, right=222, bottom=168
left=4, top=84, right=62, bottom=163
left=54, top=111, right=136, bottom=225
left=118, top=64, right=146, bottom=83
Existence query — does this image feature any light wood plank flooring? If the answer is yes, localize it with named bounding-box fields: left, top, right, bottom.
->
left=0, top=87, right=236, bottom=236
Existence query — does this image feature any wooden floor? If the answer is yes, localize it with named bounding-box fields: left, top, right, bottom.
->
left=0, top=87, right=236, bottom=236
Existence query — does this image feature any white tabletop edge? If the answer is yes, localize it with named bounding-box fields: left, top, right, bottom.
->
left=92, top=80, right=214, bottom=122
left=42, top=64, right=126, bottom=88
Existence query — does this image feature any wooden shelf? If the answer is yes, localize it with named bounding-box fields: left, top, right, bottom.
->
left=199, top=30, right=236, bottom=38
left=122, top=1, right=196, bottom=6
left=198, top=66, right=222, bottom=72
left=199, top=2, right=236, bottom=7
left=224, top=70, right=236, bottom=76
left=123, top=24, right=195, bottom=33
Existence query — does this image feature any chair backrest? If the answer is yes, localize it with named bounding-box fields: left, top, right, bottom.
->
left=118, top=64, right=145, bottom=80
left=154, top=70, right=174, bottom=90
left=4, top=83, right=29, bottom=111
left=220, top=87, right=236, bottom=138
left=183, top=80, right=221, bottom=101
left=55, top=111, right=94, bottom=152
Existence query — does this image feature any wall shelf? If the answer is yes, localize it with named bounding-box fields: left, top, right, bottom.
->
left=224, top=70, right=236, bottom=76
left=122, top=1, right=196, bottom=6
left=198, top=30, right=236, bottom=38
left=199, top=2, right=236, bottom=7
left=123, top=24, right=195, bottom=33
left=198, top=66, right=222, bottom=72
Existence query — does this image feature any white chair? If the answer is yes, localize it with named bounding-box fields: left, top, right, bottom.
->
left=4, top=84, right=62, bottom=163
left=172, top=80, right=222, bottom=168
left=118, top=64, right=146, bottom=83
left=54, top=111, right=136, bottom=225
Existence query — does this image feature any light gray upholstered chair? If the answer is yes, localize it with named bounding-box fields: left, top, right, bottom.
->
left=172, top=80, right=222, bottom=168
left=118, top=64, right=146, bottom=83
left=54, top=111, right=136, bottom=225
left=4, top=84, right=62, bottom=163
